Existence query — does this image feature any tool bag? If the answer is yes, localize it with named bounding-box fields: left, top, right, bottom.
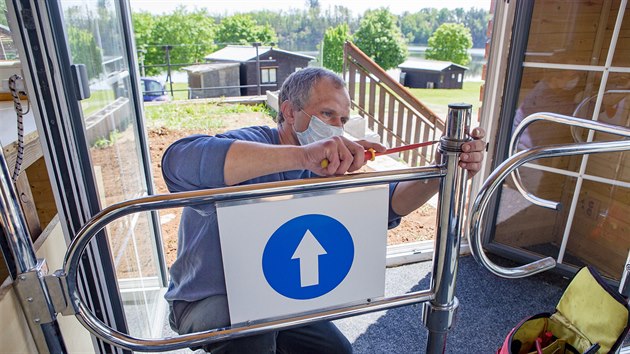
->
left=498, top=267, right=630, bottom=354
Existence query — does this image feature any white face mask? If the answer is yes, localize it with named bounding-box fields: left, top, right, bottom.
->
left=295, top=111, right=344, bottom=145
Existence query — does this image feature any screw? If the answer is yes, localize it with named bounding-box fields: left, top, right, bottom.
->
left=19, top=275, right=26, bottom=280
left=34, top=318, right=40, bottom=323
left=27, top=297, right=33, bottom=302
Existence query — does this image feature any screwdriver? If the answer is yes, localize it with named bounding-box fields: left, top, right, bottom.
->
left=320, top=140, right=439, bottom=168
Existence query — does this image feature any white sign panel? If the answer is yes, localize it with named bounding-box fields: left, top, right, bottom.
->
left=217, top=185, right=389, bottom=325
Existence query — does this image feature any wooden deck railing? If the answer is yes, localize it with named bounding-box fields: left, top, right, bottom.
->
left=343, top=41, right=445, bottom=166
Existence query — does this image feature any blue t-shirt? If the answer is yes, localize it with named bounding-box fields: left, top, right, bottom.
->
left=162, top=126, right=401, bottom=303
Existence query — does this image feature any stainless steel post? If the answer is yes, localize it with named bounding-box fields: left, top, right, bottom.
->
left=0, top=149, right=66, bottom=353
left=424, top=103, right=471, bottom=353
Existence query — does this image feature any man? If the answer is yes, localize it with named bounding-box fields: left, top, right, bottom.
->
left=162, top=67, right=486, bottom=353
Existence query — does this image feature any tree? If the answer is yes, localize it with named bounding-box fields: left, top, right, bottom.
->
left=215, top=14, right=277, bottom=47
left=400, top=11, right=435, bottom=45
left=464, top=8, right=490, bottom=48
left=398, top=8, right=488, bottom=47
left=131, top=11, right=155, bottom=73
left=353, top=8, right=408, bottom=71
left=132, top=12, right=155, bottom=51
left=425, top=23, right=472, bottom=66
left=132, top=7, right=217, bottom=76
left=306, top=0, right=320, bottom=8
left=67, top=27, right=103, bottom=81
left=244, top=6, right=358, bottom=52
left=0, top=1, right=7, bottom=27
left=320, top=24, right=351, bottom=73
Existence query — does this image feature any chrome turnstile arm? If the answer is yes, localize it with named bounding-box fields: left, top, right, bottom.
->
left=0, top=102, right=473, bottom=352
left=470, top=112, right=630, bottom=279
left=59, top=167, right=445, bottom=352
left=57, top=104, right=472, bottom=352
left=509, top=113, right=630, bottom=210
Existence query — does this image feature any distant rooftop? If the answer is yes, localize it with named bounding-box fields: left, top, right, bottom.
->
left=204, top=45, right=315, bottom=62
left=182, top=62, right=240, bottom=74
left=398, top=59, right=468, bottom=72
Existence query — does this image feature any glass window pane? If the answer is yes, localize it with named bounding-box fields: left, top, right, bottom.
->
left=493, top=0, right=630, bottom=284
left=525, top=1, right=609, bottom=65
left=565, top=180, right=630, bottom=280
left=261, top=69, right=269, bottom=83
left=494, top=171, right=576, bottom=256
left=62, top=0, right=163, bottom=338
left=514, top=68, right=600, bottom=171
left=147, top=80, right=161, bottom=92
left=583, top=72, right=630, bottom=181
left=269, top=68, right=277, bottom=83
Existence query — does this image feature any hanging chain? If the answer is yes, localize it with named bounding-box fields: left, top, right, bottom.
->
left=9, top=74, right=30, bottom=183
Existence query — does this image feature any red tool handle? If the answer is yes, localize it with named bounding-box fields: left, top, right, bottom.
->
left=321, top=140, right=439, bottom=168
left=367, top=140, right=440, bottom=160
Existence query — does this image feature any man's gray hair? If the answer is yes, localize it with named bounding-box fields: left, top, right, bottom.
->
left=277, top=67, right=346, bottom=123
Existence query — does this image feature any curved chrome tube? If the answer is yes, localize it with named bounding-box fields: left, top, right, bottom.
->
left=509, top=112, right=630, bottom=210
left=62, top=166, right=444, bottom=352
left=469, top=139, right=630, bottom=278
left=571, top=90, right=630, bottom=143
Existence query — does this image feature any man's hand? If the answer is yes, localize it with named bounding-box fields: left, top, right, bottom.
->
left=459, top=128, right=486, bottom=177
left=302, top=136, right=386, bottom=176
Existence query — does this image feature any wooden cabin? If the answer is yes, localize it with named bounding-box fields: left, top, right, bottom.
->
left=399, top=59, right=468, bottom=89
left=204, top=45, right=314, bottom=96
left=183, top=63, right=241, bottom=99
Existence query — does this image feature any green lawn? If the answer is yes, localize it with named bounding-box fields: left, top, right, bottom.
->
left=165, top=80, right=481, bottom=104
left=162, top=82, right=189, bottom=101
left=143, top=101, right=272, bottom=130
left=408, top=81, right=482, bottom=121
left=155, top=80, right=483, bottom=123
left=81, top=88, right=116, bottom=117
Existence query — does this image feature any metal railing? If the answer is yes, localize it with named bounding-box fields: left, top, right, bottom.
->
left=468, top=112, right=630, bottom=279
left=62, top=168, right=444, bottom=352
left=343, top=41, right=445, bottom=167
left=1, top=105, right=473, bottom=352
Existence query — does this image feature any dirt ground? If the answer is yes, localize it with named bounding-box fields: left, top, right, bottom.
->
left=146, top=112, right=436, bottom=267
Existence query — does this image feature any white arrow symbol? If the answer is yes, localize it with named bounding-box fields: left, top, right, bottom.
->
left=291, top=229, right=327, bottom=287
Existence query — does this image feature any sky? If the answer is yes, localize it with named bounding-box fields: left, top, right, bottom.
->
left=129, top=0, right=491, bottom=16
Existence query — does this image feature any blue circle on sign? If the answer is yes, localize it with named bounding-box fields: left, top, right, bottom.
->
left=262, top=214, right=354, bottom=300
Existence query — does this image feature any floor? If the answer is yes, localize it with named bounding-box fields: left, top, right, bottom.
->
left=155, top=255, right=582, bottom=353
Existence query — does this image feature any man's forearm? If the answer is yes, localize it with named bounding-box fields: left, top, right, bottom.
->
left=390, top=179, right=440, bottom=216
left=223, top=140, right=305, bottom=185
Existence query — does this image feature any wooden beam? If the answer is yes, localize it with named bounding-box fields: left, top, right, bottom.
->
left=25, top=158, right=57, bottom=230
left=2, top=130, right=42, bottom=172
